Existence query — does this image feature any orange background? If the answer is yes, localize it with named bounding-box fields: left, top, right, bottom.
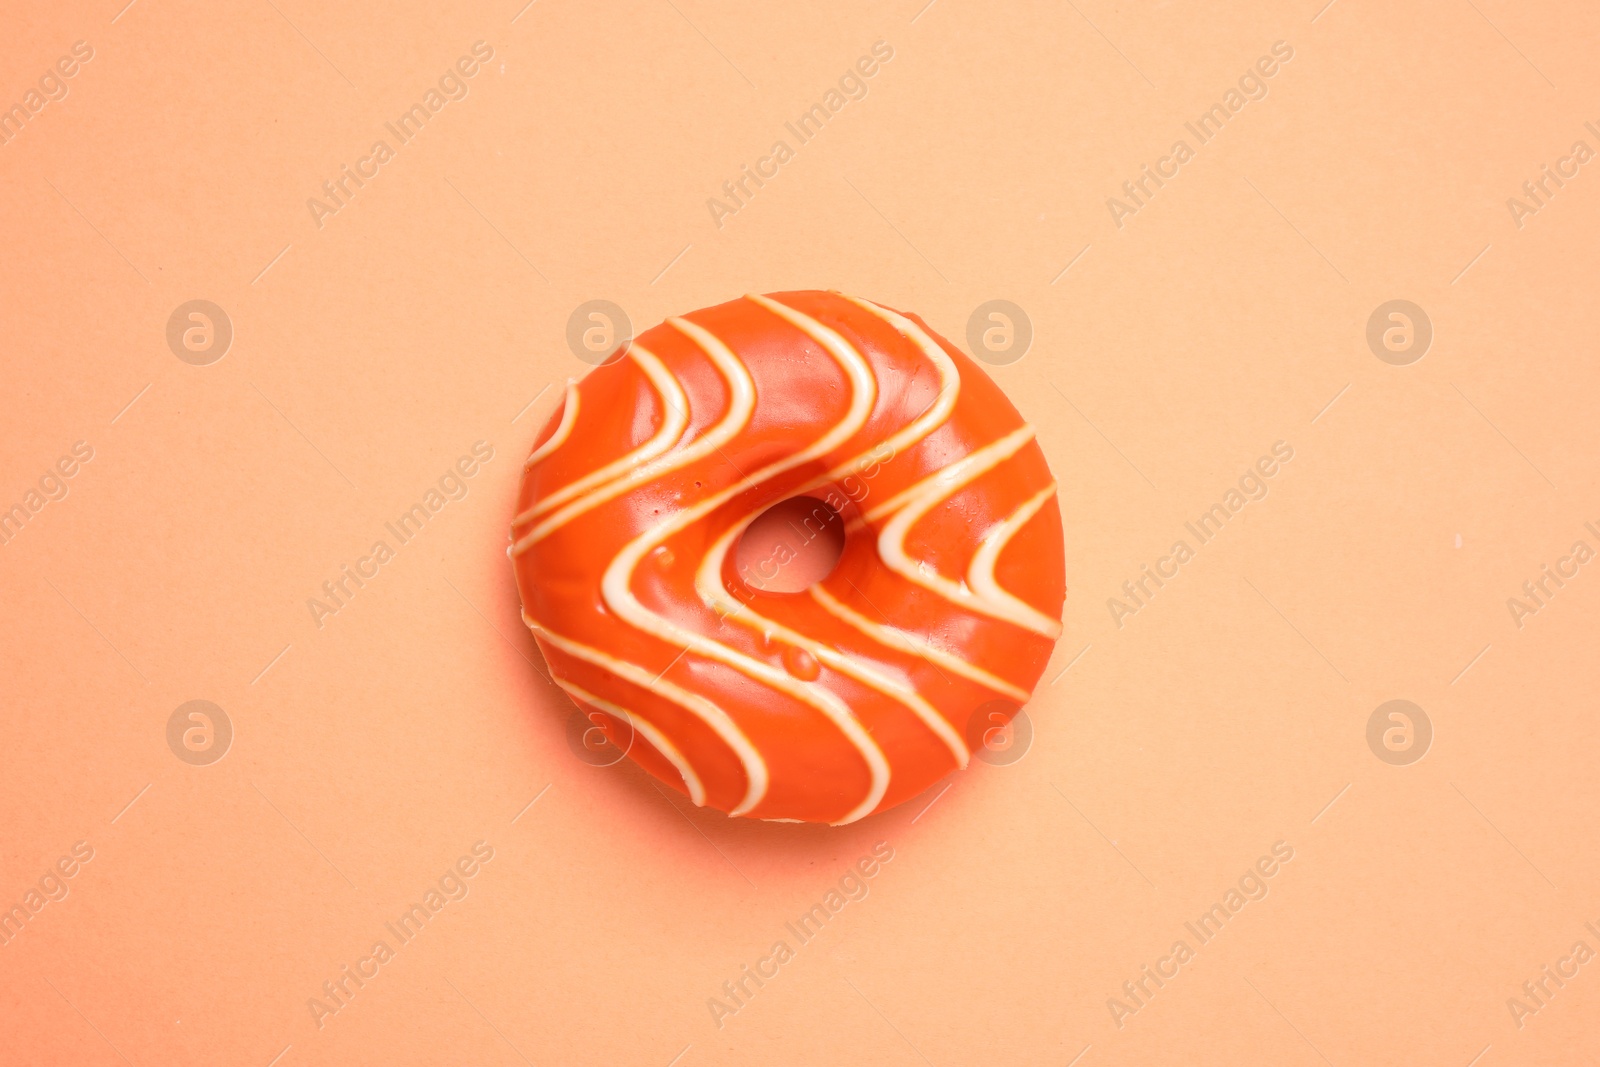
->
left=3, top=0, right=1599, bottom=1063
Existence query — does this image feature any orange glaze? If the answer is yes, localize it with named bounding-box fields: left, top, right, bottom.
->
left=510, top=291, right=1065, bottom=824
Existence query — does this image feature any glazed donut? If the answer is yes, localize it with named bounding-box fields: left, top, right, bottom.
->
left=511, top=291, right=1064, bottom=824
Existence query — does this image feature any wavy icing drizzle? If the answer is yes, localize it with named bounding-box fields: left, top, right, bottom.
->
left=511, top=292, right=1064, bottom=824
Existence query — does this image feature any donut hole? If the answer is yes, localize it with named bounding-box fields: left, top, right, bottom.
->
left=734, top=496, right=845, bottom=594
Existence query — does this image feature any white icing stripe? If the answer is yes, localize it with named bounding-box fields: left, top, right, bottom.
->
left=556, top=679, right=706, bottom=805
left=968, top=484, right=1059, bottom=634
left=689, top=294, right=972, bottom=769
left=512, top=317, right=758, bottom=553
left=741, top=294, right=880, bottom=474
left=528, top=620, right=764, bottom=812
left=875, top=426, right=1064, bottom=639
left=835, top=296, right=962, bottom=470
left=522, top=380, right=578, bottom=471
left=787, top=295, right=961, bottom=501
left=809, top=584, right=1032, bottom=703
left=513, top=347, right=687, bottom=527
left=603, top=297, right=891, bottom=825
left=695, top=516, right=970, bottom=769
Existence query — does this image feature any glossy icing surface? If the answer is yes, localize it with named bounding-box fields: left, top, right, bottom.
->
left=511, top=291, right=1065, bottom=824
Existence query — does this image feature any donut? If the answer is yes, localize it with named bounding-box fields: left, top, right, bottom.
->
left=510, top=290, right=1065, bottom=824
